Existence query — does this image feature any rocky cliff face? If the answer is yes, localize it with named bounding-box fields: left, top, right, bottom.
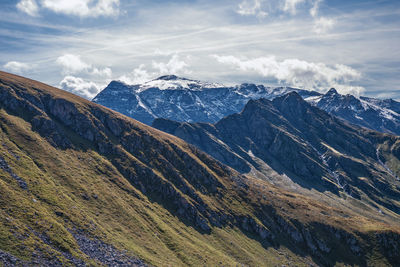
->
left=154, top=92, right=400, bottom=214
left=1, top=71, right=400, bottom=266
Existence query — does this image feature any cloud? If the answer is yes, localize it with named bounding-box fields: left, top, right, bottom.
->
left=152, top=54, right=191, bottom=75
left=313, top=17, right=335, bottom=34
left=117, top=54, right=192, bottom=85
left=118, top=64, right=152, bottom=85
left=310, top=0, right=322, bottom=17
left=213, top=55, right=364, bottom=95
left=17, top=0, right=120, bottom=18
left=282, top=0, right=305, bottom=15
left=56, top=54, right=90, bottom=74
left=56, top=54, right=112, bottom=99
left=56, top=54, right=112, bottom=77
left=59, top=75, right=103, bottom=99
left=3, top=61, right=32, bottom=74
left=91, top=67, right=112, bottom=77
left=16, top=0, right=39, bottom=17
left=237, top=0, right=268, bottom=18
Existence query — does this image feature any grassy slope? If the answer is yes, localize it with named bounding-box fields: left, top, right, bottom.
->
left=0, top=71, right=399, bottom=266
left=0, top=75, right=309, bottom=266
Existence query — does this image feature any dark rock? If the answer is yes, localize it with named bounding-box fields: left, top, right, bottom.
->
left=0, top=155, right=28, bottom=190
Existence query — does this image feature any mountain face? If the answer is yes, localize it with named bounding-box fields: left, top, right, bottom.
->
left=154, top=92, right=400, bottom=215
left=93, top=76, right=400, bottom=136
left=307, top=88, right=400, bottom=135
left=92, top=75, right=319, bottom=125
left=2, top=71, right=400, bottom=267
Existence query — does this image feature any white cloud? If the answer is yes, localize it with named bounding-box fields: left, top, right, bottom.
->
left=154, top=49, right=176, bottom=56
left=56, top=54, right=112, bottom=77
left=213, top=55, right=364, bottom=94
left=17, top=0, right=119, bottom=18
left=91, top=67, right=112, bottom=77
left=332, top=85, right=365, bottom=96
left=313, top=17, right=335, bottom=34
left=16, top=0, right=39, bottom=17
left=56, top=54, right=90, bottom=74
left=59, top=75, right=103, bottom=99
left=119, top=64, right=152, bottom=85
left=3, top=61, right=32, bottom=74
left=117, top=55, right=192, bottom=85
left=152, top=54, right=191, bottom=75
left=310, top=0, right=322, bottom=17
left=282, top=0, right=305, bottom=15
left=237, top=0, right=268, bottom=18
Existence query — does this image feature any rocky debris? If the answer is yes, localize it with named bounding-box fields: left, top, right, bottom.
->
left=2, top=143, right=20, bottom=160
left=0, top=249, right=23, bottom=267
left=32, top=230, right=87, bottom=266
left=0, top=155, right=27, bottom=190
left=70, top=230, right=147, bottom=266
left=0, top=248, right=85, bottom=267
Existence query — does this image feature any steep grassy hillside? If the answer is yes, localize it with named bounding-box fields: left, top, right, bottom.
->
left=1, top=71, right=400, bottom=266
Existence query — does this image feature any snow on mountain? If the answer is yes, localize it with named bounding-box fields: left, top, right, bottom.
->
left=137, top=75, right=226, bottom=92
left=313, top=88, right=400, bottom=135
left=92, top=75, right=400, bottom=136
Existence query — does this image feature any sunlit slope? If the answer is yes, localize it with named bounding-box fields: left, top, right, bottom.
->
left=0, top=71, right=399, bottom=266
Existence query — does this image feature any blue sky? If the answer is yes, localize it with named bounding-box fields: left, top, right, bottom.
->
left=0, top=0, right=399, bottom=100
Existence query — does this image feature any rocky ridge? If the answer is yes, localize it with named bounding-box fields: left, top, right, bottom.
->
left=154, top=92, right=400, bottom=214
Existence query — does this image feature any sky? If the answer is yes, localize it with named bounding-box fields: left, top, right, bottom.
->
left=0, top=0, right=399, bottom=100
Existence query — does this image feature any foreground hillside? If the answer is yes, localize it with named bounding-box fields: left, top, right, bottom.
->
left=1, top=71, right=400, bottom=266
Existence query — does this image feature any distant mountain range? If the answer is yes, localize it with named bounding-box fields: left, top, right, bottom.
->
left=92, top=75, right=319, bottom=125
left=93, top=75, right=400, bottom=136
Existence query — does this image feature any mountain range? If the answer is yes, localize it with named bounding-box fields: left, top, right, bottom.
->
left=93, top=75, right=400, bottom=136
left=1, top=71, right=400, bottom=266
left=154, top=93, right=400, bottom=213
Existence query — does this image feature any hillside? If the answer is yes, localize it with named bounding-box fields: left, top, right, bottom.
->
left=1, top=71, right=400, bottom=266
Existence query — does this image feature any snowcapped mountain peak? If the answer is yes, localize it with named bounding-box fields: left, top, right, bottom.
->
left=156, top=75, right=181, bottom=81
left=135, top=75, right=227, bottom=92
left=326, top=88, right=338, bottom=95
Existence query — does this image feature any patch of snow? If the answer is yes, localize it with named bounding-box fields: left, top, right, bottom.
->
left=304, top=95, right=322, bottom=104
left=376, top=147, right=400, bottom=181
left=137, top=77, right=226, bottom=92
left=135, top=95, right=156, bottom=117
